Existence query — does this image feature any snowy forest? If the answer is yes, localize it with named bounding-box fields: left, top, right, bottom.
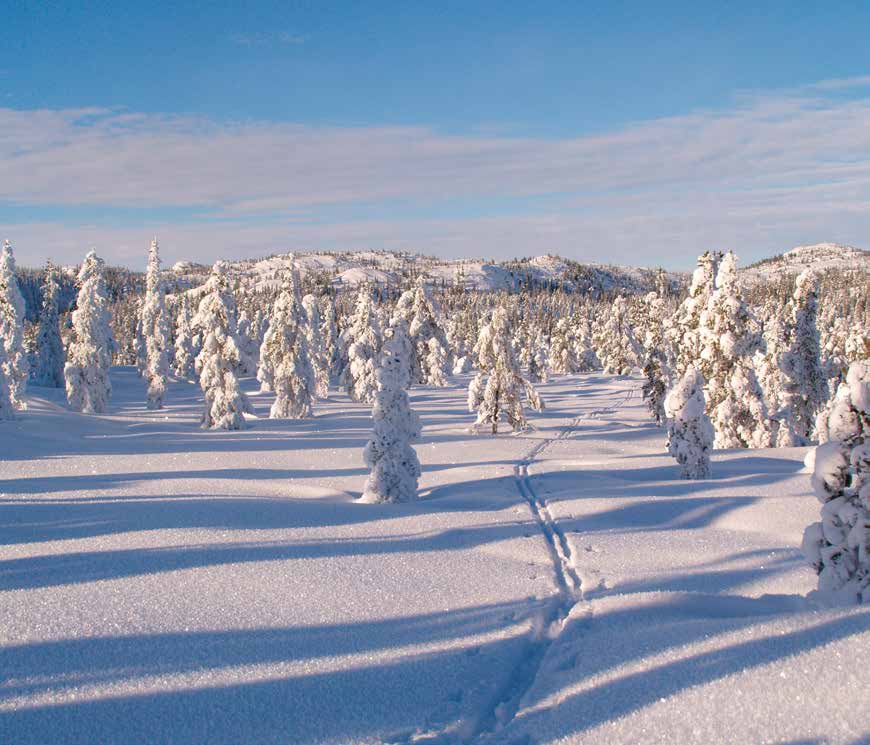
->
left=1, top=239, right=869, bottom=743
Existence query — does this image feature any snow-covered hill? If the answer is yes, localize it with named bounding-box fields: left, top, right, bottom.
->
left=167, top=250, right=683, bottom=296
left=744, top=243, right=870, bottom=280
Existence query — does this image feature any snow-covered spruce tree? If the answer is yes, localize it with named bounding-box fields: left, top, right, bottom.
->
left=65, top=250, right=115, bottom=414
left=302, top=293, right=330, bottom=399
left=548, top=317, right=577, bottom=375
left=592, top=295, right=639, bottom=375
left=173, top=294, right=197, bottom=379
left=235, top=309, right=260, bottom=376
left=754, top=300, right=790, bottom=444
left=320, top=294, right=341, bottom=383
left=394, top=282, right=449, bottom=386
left=192, top=261, right=251, bottom=430
left=802, top=360, right=869, bottom=603
left=141, top=238, right=170, bottom=409
left=0, top=350, right=14, bottom=420
left=639, top=292, right=670, bottom=425
left=425, top=336, right=448, bottom=387
left=573, top=317, right=600, bottom=372
left=258, top=270, right=315, bottom=419
left=697, top=252, right=771, bottom=448
left=664, top=367, right=714, bottom=479
left=0, top=240, right=28, bottom=408
left=134, top=297, right=147, bottom=377
left=671, top=251, right=721, bottom=377
left=779, top=269, right=829, bottom=445
left=361, top=320, right=422, bottom=503
left=33, top=260, right=65, bottom=387
left=468, top=307, right=543, bottom=434
left=341, top=286, right=381, bottom=403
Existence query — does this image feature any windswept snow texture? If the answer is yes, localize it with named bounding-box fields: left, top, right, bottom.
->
left=2, top=372, right=868, bottom=744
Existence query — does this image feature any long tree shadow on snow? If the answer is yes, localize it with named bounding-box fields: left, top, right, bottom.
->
left=0, top=599, right=542, bottom=745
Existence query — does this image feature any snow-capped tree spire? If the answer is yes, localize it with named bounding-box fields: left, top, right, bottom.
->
left=192, top=261, right=251, bottom=429
left=141, top=237, right=170, bottom=409
left=0, top=239, right=28, bottom=409
left=34, top=259, right=65, bottom=388
left=361, top=319, right=422, bottom=503
left=65, top=250, right=116, bottom=413
left=258, top=266, right=316, bottom=419
left=468, top=307, right=543, bottom=434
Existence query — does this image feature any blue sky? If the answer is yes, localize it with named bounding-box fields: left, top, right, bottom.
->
left=3, top=1, right=870, bottom=268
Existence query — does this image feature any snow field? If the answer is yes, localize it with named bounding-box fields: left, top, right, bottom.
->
left=1, top=370, right=868, bottom=744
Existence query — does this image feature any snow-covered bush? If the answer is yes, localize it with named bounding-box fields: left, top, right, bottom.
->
left=0, top=240, right=28, bottom=408
left=141, top=239, right=170, bottom=409
left=0, top=354, right=14, bottom=420
left=468, top=307, right=543, bottom=434
left=193, top=261, right=251, bottom=430
left=665, top=367, right=714, bottom=479
left=802, top=360, right=869, bottom=603
left=258, top=270, right=315, bottom=419
left=361, top=320, right=422, bottom=503
left=65, top=250, right=115, bottom=414
left=640, top=291, right=669, bottom=425
left=33, top=260, right=65, bottom=388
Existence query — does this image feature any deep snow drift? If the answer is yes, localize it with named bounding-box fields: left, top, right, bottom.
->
left=1, top=370, right=868, bottom=744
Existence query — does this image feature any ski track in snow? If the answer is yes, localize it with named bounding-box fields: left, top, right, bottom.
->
left=468, top=385, right=637, bottom=742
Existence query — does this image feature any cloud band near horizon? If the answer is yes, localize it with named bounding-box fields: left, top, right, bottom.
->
left=2, top=77, right=870, bottom=269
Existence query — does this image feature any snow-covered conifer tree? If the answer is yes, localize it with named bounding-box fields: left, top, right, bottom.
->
left=548, top=318, right=577, bottom=375
left=697, top=252, right=771, bottom=448
left=802, top=360, right=869, bottom=603
left=640, top=292, right=669, bottom=425
left=141, top=238, right=170, bottom=409
left=671, top=251, right=721, bottom=377
left=192, top=261, right=250, bottom=429
left=425, top=336, right=448, bottom=387
left=303, top=293, right=330, bottom=399
left=393, top=282, right=449, bottom=386
left=592, top=296, right=639, bottom=375
left=361, top=320, right=422, bottom=503
left=320, top=295, right=341, bottom=383
left=664, top=367, right=714, bottom=479
left=34, top=260, right=65, bottom=388
left=779, top=270, right=829, bottom=445
left=258, top=269, right=315, bottom=419
left=236, top=309, right=260, bottom=376
left=0, top=240, right=28, bottom=408
left=65, top=250, right=115, bottom=414
left=173, top=294, right=197, bottom=379
left=0, top=351, right=14, bottom=420
left=468, top=307, right=543, bottom=433
left=341, top=286, right=381, bottom=403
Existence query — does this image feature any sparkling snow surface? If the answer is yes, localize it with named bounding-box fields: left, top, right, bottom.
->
left=1, top=370, right=868, bottom=744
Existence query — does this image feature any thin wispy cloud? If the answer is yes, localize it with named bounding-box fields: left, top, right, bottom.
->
left=2, top=78, right=869, bottom=266
left=229, top=31, right=307, bottom=47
